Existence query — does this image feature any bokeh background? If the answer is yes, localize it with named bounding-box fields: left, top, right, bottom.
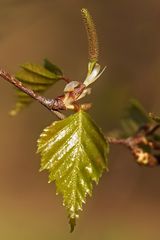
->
left=0, top=0, right=160, bottom=239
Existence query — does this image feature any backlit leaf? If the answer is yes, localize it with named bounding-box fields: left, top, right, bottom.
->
left=21, top=63, right=59, bottom=79
left=10, top=61, right=63, bottom=116
left=149, top=112, right=160, bottom=124
left=43, top=58, right=63, bottom=76
left=121, top=99, right=150, bottom=137
left=37, top=110, right=109, bottom=232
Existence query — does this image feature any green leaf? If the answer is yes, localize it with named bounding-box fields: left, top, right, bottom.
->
left=10, top=62, right=62, bottom=116
left=149, top=112, right=160, bottom=123
left=21, top=63, right=59, bottom=79
left=37, top=110, right=109, bottom=232
left=43, top=58, right=63, bottom=76
left=121, top=99, right=150, bottom=137
left=125, top=99, right=149, bottom=125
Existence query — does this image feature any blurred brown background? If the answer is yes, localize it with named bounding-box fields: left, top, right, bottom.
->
left=0, top=0, right=160, bottom=239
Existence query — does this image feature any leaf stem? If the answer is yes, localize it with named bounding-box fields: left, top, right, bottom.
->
left=61, top=76, right=71, bottom=83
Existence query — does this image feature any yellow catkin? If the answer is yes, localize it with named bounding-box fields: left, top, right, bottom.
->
left=81, top=8, right=99, bottom=62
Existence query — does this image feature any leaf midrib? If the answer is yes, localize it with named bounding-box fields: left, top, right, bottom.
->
left=69, top=111, right=83, bottom=215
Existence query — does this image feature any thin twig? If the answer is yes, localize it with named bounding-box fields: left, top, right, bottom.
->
left=0, top=69, right=66, bottom=119
left=107, top=137, right=129, bottom=146
left=146, top=124, right=160, bottom=136
left=0, top=68, right=89, bottom=119
left=107, top=136, right=159, bottom=167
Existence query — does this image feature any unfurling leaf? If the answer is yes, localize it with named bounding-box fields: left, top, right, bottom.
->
left=43, top=58, right=63, bottom=76
left=37, top=110, right=109, bottom=232
left=10, top=60, right=63, bottom=116
left=111, top=99, right=151, bottom=138
left=120, top=99, right=150, bottom=138
left=149, top=112, right=160, bottom=124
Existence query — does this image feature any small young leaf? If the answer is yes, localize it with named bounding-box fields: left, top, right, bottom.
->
left=149, top=112, right=160, bottom=123
left=43, top=58, right=63, bottom=76
left=10, top=62, right=62, bottom=116
left=37, top=110, right=109, bottom=232
left=126, top=99, right=149, bottom=125
left=21, top=63, right=59, bottom=79
left=121, top=99, right=150, bottom=137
